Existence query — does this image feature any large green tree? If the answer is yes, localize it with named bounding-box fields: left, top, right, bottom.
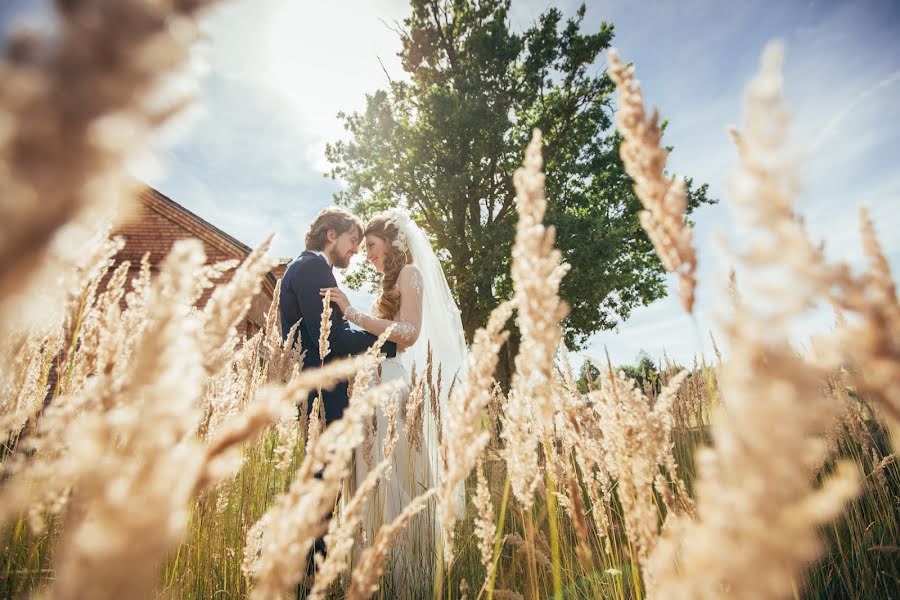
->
left=326, top=0, right=713, bottom=381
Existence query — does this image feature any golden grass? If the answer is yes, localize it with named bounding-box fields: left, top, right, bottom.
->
left=0, top=4, right=898, bottom=599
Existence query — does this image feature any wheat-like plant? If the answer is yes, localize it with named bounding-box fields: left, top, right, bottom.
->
left=0, top=3, right=897, bottom=598
left=503, top=130, right=571, bottom=512
left=439, top=300, right=513, bottom=565
left=0, top=0, right=220, bottom=333
left=591, top=363, right=691, bottom=579
left=608, top=49, right=698, bottom=314
left=646, top=42, right=861, bottom=599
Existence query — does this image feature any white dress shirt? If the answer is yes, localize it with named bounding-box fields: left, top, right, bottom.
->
left=310, top=249, right=332, bottom=267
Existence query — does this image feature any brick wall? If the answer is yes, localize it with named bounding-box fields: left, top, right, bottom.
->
left=103, top=188, right=285, bottom=340
left=271, top=261, right=290, bottom=281
left=46, top=188, right=287, bottom=401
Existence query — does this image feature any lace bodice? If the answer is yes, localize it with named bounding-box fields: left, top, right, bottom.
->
left=344, top=264, right=423, bottom=350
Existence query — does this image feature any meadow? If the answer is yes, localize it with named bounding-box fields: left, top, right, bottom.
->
left=0, top=2, right=897, bottom=599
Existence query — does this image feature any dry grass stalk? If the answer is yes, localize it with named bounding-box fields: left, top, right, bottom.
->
left=425, top=342, right=438, bottom=424
left=352, top=326, right=394, bottom=397
left=380, top=391, right=401, bottom=462
left=0, top=231, right=124, bottom=425
left=264, top=279, right=304, bottom=384
left=319, top=289, right=333, bottom=363
left=592, top=362, right=691, bottom=574
left=7, top=227, right=123, bottom=408
left=565, top=471, right=593, bottom=569
left=352, top=326, right=396, bottom=475
left=492, top=590, right=525, bottom=600
left=509, top=129, right=570, bottom=393
left=0, top=327, right=62, bottom=440
left=307, top=293, right=336, bottom=453
left=721, top=42, right=900, bottom=432
left=823, top=207, right=900, bottom=427
left=0, top=237, right=164, bottom=525
left=121, top=251, right=152, bottom=332
left=271, top=367, right=306, bottom=471
left=347, top=488, right=438, bottom=600
left=246, top=331, right=393, bottom=600
left=306, top=400, right=324, bottom=457
left=202, top=234, right=278, bottom=375
left=503, top=533, right=551, bottom=569
left=0, top=0, right=219, bottom=331
left=2, top=2, right=897, bottom=594
left=647, top=42, right=860, bottom=599
left=54, top=236, right=125, bottom=396
left=248, top=380, right=400, bottom=600
left=404, top=375, right=427, bottom=453
left=439, top=301, right=513, bottom=565
left=272, top=411, right=302, bottom=472
left=309, top=453, right=394, bottom=600
left=828, top=373, right=876, bottom=457
left=0, top=7, right=240, bottom=577
left=553, top=368, right=615, bottom=550
left=194, top=357, right=368, bottom=495
left=471, top=458, right=496, bottom=576
left=199, top=329, right=267, bottom=440
left=504, top=129, right=570, bottom=512
left=361, top=409, right=377, bottom=471
left=45, top=239, right=209, bottom=600
left=729, top=47, right=899, bottom=436
left=433, top=362, right=444, bottom=446
left=608, top=49, right=698, bottom=314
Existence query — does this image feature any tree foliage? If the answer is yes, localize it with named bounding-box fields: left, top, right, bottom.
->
left=326, top=0, right=714, bottom=358
left=576, top=350, right=662, bottom=394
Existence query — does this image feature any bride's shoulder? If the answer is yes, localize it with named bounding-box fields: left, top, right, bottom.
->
left=399, top=264, right=423, bottom=293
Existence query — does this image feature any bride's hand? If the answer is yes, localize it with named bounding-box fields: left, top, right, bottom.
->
left=319, top=287, right=350, bottom=313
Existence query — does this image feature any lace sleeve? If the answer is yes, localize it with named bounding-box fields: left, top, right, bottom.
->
left=344, top=265, right=423, bottom=346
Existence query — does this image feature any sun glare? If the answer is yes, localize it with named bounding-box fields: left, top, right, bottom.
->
left=255, top=0, right=405, bottom=171
left=262, top=1, right=403, bottom=130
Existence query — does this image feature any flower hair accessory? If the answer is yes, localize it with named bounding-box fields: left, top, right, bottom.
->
left=383, top=207, right=413, bottom=253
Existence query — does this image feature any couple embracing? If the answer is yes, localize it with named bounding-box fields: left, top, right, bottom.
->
left=278, top=206, right=466, bottom=572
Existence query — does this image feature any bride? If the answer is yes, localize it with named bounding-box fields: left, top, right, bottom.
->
left=320, top=207, right=467, bottom=575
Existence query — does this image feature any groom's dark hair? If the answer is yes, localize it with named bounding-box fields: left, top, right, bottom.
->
left=305, top=208, right=364, bottom=251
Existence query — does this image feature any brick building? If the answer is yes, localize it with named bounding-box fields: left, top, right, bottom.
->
left=113, top=186, right=290, bottom=338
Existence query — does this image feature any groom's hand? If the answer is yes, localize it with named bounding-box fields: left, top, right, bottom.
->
left=320, top=287, right=350, bottom=314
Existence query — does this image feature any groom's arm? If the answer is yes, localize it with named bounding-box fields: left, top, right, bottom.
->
left=296, top=259, right=396, bottom=360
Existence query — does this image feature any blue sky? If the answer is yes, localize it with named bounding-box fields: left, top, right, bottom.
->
left=3, top=0, right=899, bottom=367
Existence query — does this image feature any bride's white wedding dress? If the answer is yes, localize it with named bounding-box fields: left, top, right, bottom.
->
left=354, top=351, right=435, bottom=574
left=344, top=209, right=467, bottom=578
left=348, top=264, right=433, bottom=570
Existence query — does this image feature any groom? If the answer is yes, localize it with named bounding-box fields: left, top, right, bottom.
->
left=279, top=207, right=397, bottom=424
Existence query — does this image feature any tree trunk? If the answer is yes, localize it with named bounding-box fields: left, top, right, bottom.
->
left=494, top=330, right=519, bottom=393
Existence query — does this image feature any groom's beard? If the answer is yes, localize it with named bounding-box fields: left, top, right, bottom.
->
left=328, top=247, right=351, bottom=269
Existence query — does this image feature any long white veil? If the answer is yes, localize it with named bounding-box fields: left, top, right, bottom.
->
left=384, top=208, right=467, bottom=497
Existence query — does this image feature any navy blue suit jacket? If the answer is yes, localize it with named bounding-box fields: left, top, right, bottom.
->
left=279, top=250, right=396, bottom=422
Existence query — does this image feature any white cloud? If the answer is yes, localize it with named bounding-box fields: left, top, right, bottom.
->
left=573, top=0, right=900, bottom=367
left=138, top=0, right=418, bottom=260
left=125, top=0, right=899, bottom=367
left=203, top=0, right=409, bottom=173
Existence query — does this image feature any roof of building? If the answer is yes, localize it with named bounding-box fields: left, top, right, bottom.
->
left=140, top=187, right=253, bottom=255
left=137, top=185, right=284, bottom=292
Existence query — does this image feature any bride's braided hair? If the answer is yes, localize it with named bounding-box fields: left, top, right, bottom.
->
left=365, top=214, right=412, bottom=320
